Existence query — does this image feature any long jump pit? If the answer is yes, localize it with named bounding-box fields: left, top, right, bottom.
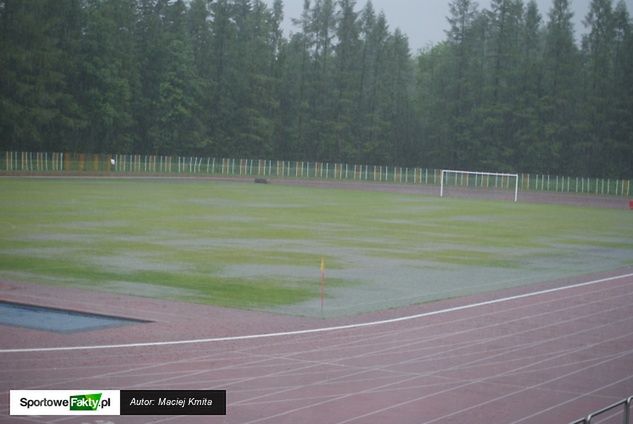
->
left=2, top=268, right=633, bottom=424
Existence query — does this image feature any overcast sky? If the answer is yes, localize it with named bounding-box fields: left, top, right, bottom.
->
left=267, top=0, right=633, bottom=53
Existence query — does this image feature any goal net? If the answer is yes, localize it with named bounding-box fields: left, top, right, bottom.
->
left=440, top=169, right=519, bottom=202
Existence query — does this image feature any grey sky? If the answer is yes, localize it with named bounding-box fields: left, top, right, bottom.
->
left=268, top=0, right=633, bottom=53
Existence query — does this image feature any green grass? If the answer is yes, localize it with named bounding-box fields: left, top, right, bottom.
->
left=1, top=177, right=632, bottom=316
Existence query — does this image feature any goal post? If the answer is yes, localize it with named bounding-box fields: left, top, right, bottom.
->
left=440, top=169, right=519, bottom=202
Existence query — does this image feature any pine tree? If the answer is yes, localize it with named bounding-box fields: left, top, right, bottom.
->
left=384, top=29, right=416, bottom=165
left=361, top=11, right=389, bottom=163
left=155, top=0, right=205, bottom=154
left=483, top=0, right=525, bottom=170
left=514, top=0, right=544, bottom=172
left=232, top=0, right=277, bottom=158
left=444, top=0, right=480, bottom=168
left=332, top=0, right=361, bottom=161
left=416, top=42, right=454, bottom=168
left=310, top=0, right=337, bottom=160
left=0, top=0, right=85, bottom=152
left=80, top=0, right=139, bottom=153
left=581, top=0, right=616, bottom=176
left=541, top=0, right=579, bottom=174
left=609, top=1, right=633, bottom=177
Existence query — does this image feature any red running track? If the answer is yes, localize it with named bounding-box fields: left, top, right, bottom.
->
left=1, top=270, right=633, bottom=424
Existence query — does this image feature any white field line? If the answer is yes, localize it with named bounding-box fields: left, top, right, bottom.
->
left=1, top=272, right=632, bottom=354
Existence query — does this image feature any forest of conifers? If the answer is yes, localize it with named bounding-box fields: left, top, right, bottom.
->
left=1, top=0, right=632, bottom=178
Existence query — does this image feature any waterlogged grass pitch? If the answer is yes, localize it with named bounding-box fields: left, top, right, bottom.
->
left=1, top=178, right=632, bottom=317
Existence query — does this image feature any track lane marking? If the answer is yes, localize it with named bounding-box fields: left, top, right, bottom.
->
left=1, top=272, right=632, bottom=353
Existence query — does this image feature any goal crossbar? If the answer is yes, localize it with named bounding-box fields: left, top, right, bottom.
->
left=440, top=169, right=519, bottom=202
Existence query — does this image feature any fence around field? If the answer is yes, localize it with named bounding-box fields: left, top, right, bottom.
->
left=1, top=151, right=631, bottom=197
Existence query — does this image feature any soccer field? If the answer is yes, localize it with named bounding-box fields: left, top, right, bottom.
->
left=1, top=177, right=631, bottom=317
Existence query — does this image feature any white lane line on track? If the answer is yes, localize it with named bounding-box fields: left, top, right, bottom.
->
left=1, top=272, right=632, bottom=353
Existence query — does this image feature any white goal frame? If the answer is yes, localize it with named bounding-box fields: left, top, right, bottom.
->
left=440, top=169, right=519, bottom=202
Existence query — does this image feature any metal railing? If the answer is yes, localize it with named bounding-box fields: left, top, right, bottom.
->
left=570, top=396, right=632, bottom=424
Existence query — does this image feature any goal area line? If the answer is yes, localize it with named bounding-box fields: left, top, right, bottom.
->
left=440, top=169, right=519, bottom=202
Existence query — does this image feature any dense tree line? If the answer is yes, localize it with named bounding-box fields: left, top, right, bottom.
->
left=1, top=0, right=631, bottom=177
left=420, top=0, right=633, bottom=177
